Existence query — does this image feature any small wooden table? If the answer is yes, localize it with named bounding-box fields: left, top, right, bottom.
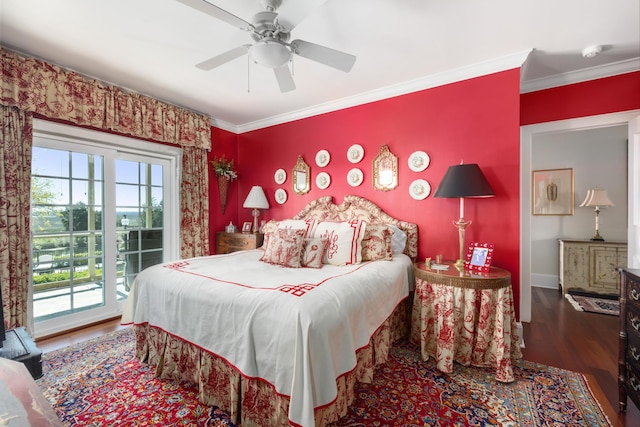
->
left=410, top=262, right=521, bottom=382
left=216, top=232, right=264, bottom=254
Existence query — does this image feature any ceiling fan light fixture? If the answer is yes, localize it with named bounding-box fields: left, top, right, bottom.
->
left=249, top=38, right=291, bottom=68
left=582, top=45, right=603, bottom=58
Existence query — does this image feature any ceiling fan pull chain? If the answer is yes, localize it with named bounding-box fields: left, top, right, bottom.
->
left=291, top=55, right=295, bottom=76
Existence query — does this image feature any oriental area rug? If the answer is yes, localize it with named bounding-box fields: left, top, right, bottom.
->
left=37, top=327, right=611, bottom=427
left=565, top=291, right=620, bottom=316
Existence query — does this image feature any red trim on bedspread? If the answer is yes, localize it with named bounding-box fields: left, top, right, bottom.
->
left=160, top=253, right=372, bottom=297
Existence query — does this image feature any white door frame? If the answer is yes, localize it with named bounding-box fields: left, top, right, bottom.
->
left=520, top=110, right=640, bottom=322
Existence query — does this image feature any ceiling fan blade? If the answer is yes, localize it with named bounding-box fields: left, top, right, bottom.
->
left=196, top=45, right=250, bottom=70
left=289, top=39, right=356, bottom=72
left=273, top=65, right=296, bottom=93
left=276, top=0, right=327, bottom=32
left=176, top=0, right=254, bottom=31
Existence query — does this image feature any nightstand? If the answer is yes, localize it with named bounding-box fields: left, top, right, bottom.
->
left=409, top=261, right=521, bottom=382
left=216, top=232, right=264, bottom=254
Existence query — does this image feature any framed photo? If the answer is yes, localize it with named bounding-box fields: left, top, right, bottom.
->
left=532, top=168, right=574, bottom=215
left=242, top=221, right=253, bottom=233
left=464, top=242, right=494, bottom=272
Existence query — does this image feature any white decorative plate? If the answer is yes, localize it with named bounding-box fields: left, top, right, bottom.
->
left=274, top=168, right=286, bottom=185
left=408, top=151, right=430, bottom=172
left=409, top=179, right=431, bottom=200
left=347, top=168, right=363, bottom=187
left=347, top=144, right=364, bottom=164
left=315, top=150, right=330, bottom=167
left=275, top=188, right=287, bottom=204
left=316, top=172, right=331, bottom=189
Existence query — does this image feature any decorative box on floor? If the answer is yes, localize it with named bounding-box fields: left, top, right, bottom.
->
left=0, top=326, right=43, bottom=379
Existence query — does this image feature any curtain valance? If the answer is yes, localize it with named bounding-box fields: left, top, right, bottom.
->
left=1, top=48, right=211, bottom=150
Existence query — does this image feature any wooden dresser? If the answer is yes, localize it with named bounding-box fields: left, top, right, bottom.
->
left=618, top=268, right=640, bottom=412
left=558, top=239, right=627, bottom=295
left=216, top=232, right=264, bottom=254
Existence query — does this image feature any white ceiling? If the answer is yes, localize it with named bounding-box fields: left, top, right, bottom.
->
left=1, top=0, right=639, bottom=133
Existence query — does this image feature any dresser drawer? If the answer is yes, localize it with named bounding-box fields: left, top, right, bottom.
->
left=625, top=360, right=640, bottom=409
left=216, top=232, right=264, bottom=254
left=626, top=275, right=640, bottom=305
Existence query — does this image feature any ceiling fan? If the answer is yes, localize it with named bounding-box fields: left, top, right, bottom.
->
left=177, top=0, right=356, bottom=92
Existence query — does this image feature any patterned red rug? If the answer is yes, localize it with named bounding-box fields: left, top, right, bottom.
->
left=37, top=327, right=234, bottom=426
left=37, top=327, right=611, bottom=426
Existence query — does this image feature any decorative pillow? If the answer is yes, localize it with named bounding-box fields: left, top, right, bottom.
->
left=261, top=218, right=317, bottom=248
left=387, top=224, right=407, bottom=254
left=312, top=220, right=367, bottom=266
left=361, top=224, right=394, bottom=261
left=261, top=220, right=279, bottom=235
left=301, top=237, right=329, bottom=269
left=259, top=228, right=306, bottom=268
left=278, top=219, right=318, bottom=236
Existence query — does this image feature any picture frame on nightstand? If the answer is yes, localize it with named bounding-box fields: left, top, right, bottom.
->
left=464, top=242, right=494, bottom=272
left=242, top=221, right=253, bottom=233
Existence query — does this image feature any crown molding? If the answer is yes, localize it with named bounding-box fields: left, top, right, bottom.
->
left=520, top=57, right=640, bottom=94
left=213, top=50, right=533, bottom=134
left=209, top=117, right=238, bottom=133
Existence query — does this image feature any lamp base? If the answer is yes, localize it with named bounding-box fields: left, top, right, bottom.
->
left=251, top=208, right=261, bottom=234
left=590, top=236, right=605, bottom=241
left=453, top=218, right=471, bottom=272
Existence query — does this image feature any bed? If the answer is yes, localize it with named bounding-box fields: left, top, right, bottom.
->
left=121, top=195, right=418, bottom=427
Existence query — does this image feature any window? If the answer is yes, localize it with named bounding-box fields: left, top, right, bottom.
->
left=31, top=120, right=181, bottom=338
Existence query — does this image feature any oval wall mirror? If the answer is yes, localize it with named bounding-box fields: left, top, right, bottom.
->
left=292, top=155, right=311, bottom=195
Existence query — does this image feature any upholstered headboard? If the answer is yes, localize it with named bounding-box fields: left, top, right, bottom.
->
left=292, top=195, right=418, bottom=259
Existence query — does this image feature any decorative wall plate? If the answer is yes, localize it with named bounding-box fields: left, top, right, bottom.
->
left=274, top=168, right=286, bottom=184
left=347, top=144, right=364, bottom=164
left=347, top=168, right=363, bottom=187
left=409, top=179, right=431, bottom=200
left=315, top=150, right=330, bottom=167
left=316, top=172, right=331, bottom=189
left=408, top=151, right=430, bottom=172
left=275, top=188, right=287, bottom=204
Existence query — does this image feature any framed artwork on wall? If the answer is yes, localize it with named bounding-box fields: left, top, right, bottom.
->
left=532, top=168, right=574, bottom=215
left=464, top=242, right=494, bottom=272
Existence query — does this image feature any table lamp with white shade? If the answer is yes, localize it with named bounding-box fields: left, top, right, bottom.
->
left=243, top=186, right=269, bottom=233
left=579, top=188, right=614, bottom=241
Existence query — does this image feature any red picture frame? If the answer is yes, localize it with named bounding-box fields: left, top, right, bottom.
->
left=464, top=242, right=494, bottom=272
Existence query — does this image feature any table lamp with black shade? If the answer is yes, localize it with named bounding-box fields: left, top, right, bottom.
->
left=434, top=162, right=495, bottom=271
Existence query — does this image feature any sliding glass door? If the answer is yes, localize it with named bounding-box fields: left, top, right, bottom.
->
left=31, top=120, right=180, bottom=337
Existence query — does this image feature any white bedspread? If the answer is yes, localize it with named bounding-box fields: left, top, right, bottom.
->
left=122, top=249, right=412, bottom=427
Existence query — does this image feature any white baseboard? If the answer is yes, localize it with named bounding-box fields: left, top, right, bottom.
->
left=517, top=322, right=525, bottom=348
left=531, top=273, right=559, bottom=290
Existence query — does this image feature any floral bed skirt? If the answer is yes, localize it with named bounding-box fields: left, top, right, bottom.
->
left=134, top=297, right=411, bottom=427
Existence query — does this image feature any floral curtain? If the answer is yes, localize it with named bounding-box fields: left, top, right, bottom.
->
left=0, top=48, right=212, bottom=329
left=0, top=105, right=33, bottom=329
left=180, top=146, right=210, bottom=258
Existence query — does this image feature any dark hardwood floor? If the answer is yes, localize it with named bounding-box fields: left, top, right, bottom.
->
left=521, top=286, right=639, bottom=427
left=36, top=287, right=639, bottom=426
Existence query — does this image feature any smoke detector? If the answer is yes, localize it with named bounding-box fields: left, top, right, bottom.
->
left=582, top=45, right=603, bottom=58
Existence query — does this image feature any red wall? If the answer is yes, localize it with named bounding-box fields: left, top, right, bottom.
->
left=208, top=126, right=240, bottom=248
left=521, top=71, right=640, bottom=125
left=208, top=69, right=639, bottom=322
left=219, top=69, right=523, bottom=308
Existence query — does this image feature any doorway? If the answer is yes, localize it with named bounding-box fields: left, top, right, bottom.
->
left=520, top=110, right=640, bottom=322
